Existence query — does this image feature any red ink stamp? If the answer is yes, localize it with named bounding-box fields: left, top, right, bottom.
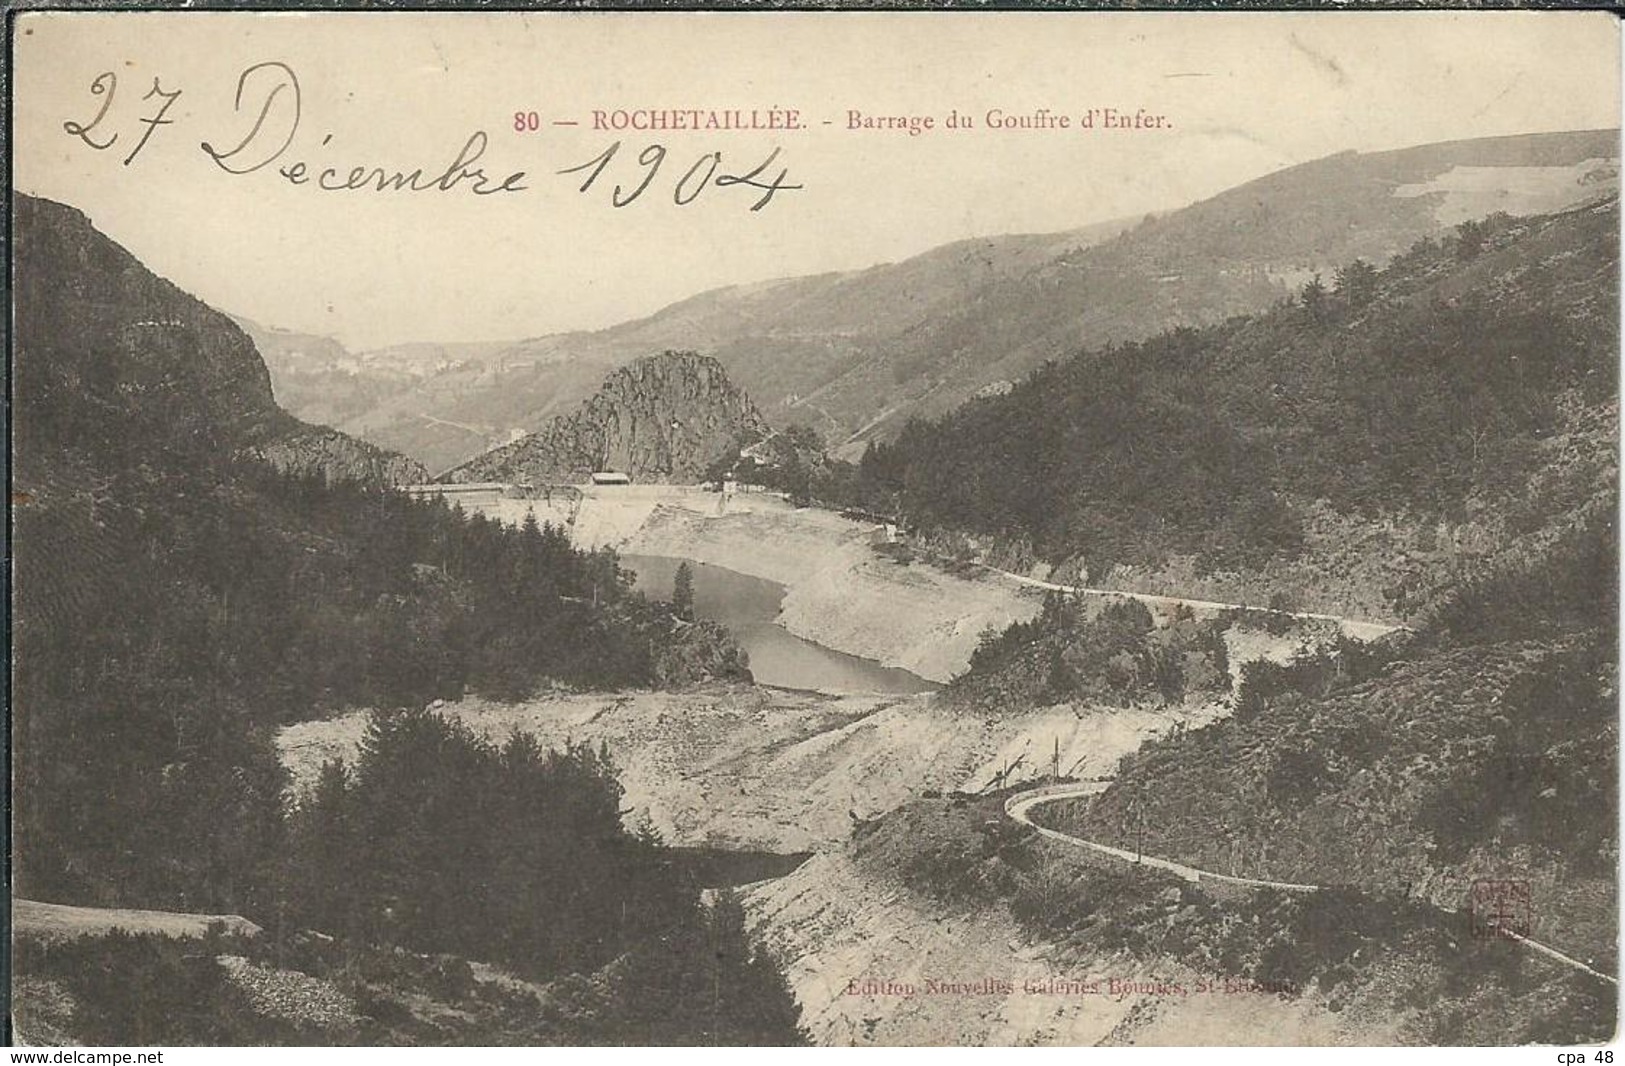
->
left=1470, top=878, right=1532, bottom=939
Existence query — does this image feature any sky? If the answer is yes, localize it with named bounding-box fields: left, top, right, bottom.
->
left=12, top=10, right=1621, bottom=350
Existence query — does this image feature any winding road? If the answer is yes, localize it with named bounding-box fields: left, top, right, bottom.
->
left=886, top=528, right=1408, bottom=639
left=1005, top=781, right=1619, bottom=987
left=980, top=567, right=1407, bottom=642
left=1006, top=782, right=1321, bottom=894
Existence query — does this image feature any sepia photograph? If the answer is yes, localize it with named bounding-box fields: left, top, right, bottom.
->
left=7, top=8, right=1622, bottom=1049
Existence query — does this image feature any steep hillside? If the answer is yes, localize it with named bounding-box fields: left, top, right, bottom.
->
left=273, top=130, right=1615, bottom=470
left=14, top=196, right=427, bottom=485
left=813, top=132, right=1616, bottom=448
left=11, top=194, right=749, bottom=918
left=1040, top=512, right=1616, bottom=976
left=447, top=351, right=770, bottom=485
left=832, top=196, right=1618, bottom=621
left=13, top=190, right=797, bottom=1047
left=743, top=787, right=1611, bottom=1045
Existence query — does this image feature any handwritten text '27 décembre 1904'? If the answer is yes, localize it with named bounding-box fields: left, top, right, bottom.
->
left=61, top=62, right=803, bottom=212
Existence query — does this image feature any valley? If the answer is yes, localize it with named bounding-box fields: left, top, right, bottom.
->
left=260, top=480, right=1444, bottom=1045
left=249, top=130, right=1619, bottom=474
left=11, top=122, right=1619, bottom=1047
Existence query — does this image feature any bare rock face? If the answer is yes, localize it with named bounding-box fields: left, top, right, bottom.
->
left=449, top=350, right=769, bottom=485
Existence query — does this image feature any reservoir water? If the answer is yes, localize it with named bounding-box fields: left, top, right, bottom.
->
left=620, top=554, right=939, bottom=696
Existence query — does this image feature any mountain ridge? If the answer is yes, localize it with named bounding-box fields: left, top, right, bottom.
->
left=246, top=128, right=1618, bottom=472
left=826, top=195, right=1619, bottom=622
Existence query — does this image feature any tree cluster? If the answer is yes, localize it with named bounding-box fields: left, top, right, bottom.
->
left=13, top=458, right=746, bottom=915
left=283, top=708, right=805, bottom=1042
left=950, top=595, right=1230, bottom=712
left=821, top=203, right=1616, bottom=583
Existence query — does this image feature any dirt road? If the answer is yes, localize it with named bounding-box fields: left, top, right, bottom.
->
left=974, top=565, right=1407, bottom=642
left=1004, top=782, right=1618, bottom=987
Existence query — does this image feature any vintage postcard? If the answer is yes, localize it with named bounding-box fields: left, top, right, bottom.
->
left=8, top=8, right=1621, bottom=1050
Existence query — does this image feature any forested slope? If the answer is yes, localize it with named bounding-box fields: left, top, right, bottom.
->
left=13, top=195, right=796, bottom=1044
left=1044, top=511, right=1616, bottom=976
left=841, top=198, right=1618, bottom=621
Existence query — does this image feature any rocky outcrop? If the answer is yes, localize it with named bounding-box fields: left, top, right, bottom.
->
left=448, top=350, right=769, bottom=485
left=12, top=194, right=423, bottom=486
left=254, top=426, right=428, bottom=486
left=297, top=130, right=1618, bottom=470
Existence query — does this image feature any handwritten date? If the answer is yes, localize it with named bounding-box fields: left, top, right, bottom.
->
left=62, top=64, right=800, bottom=211
left=560, top=141, right=799, bottom=211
